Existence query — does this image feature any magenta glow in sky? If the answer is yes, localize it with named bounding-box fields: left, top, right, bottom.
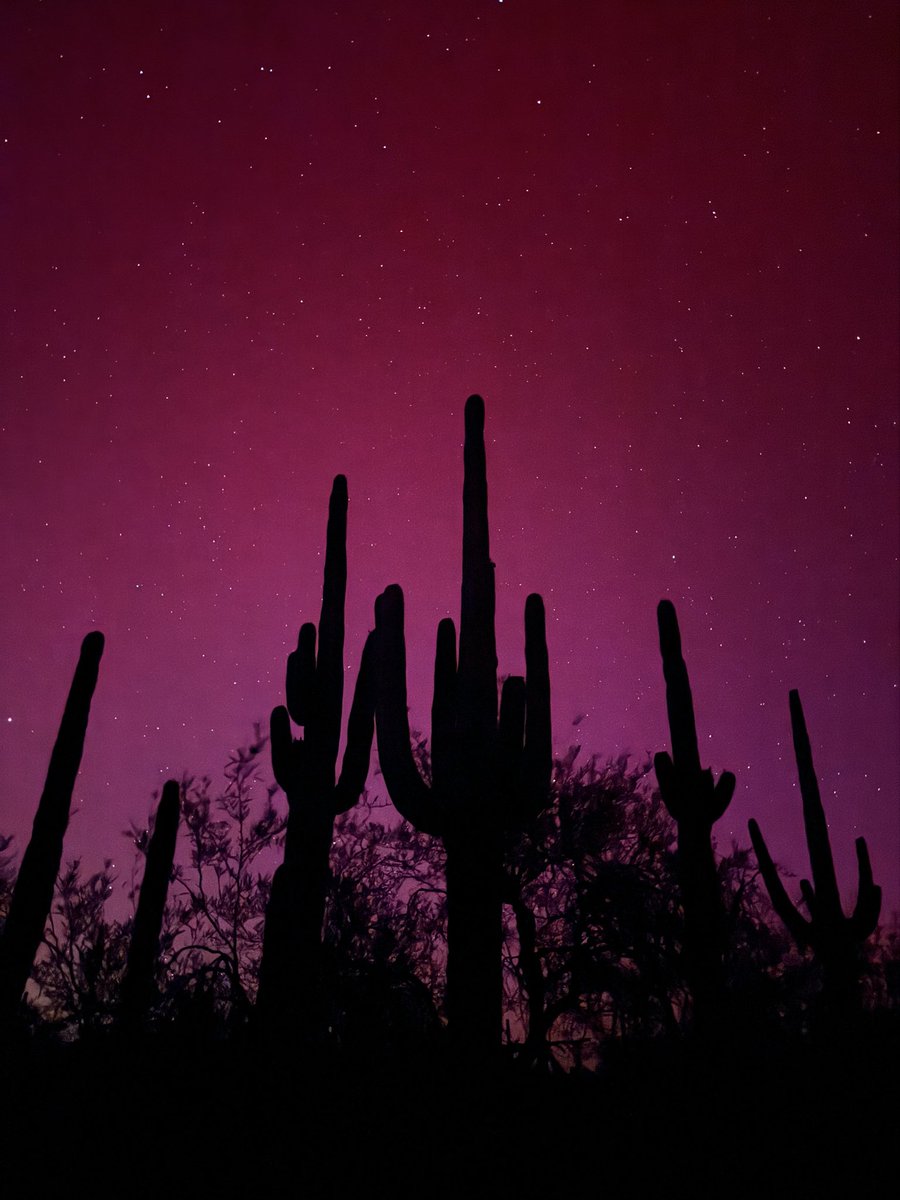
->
left=2, top=2, right=898, bottom=917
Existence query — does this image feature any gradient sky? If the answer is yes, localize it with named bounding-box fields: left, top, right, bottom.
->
left=2, top=1, right=898, bottom=921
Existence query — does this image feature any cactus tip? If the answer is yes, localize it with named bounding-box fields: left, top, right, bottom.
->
left=525, top=593, right=545, bottom=621
left=437, top=615, right=456, bottom=641
left=465, top=393, right=485, bottom=432
left=657, top=599, right=677, bottom=637
left=158, top=779, right=181, bottom=818
left=656, top=601, right=685, bottom=665
left=82, top=630, right=105, bottom=657
left=375, top=584, right=403, bottom=624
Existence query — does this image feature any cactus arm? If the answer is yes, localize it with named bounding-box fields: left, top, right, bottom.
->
left=523, top=593, right=552, bottom=814
left=121, top=779, right=181, bottom=1023
left=332, top=630, right=377, bottom=814
left=458, top=394, right=498, bottom=739
left=431, top=618, right=457, bottom=791
left=799, top=879, right=818, bottom=920
left=655, top=602, right=734, bottom=826
left=658, top=599, right=702, bottom=777
left=498, top=676, right=526, bottom=803
left=653, top=750, right=677, bottom=809
left=849, top=837, right=881, bottom=939
left=270, top=705, right=305, bottom=799
left=789, top=690, right=842, bottom=923
left=374, top=585, right=444, bottom=836
left=710, top=770, right=736, bottom=822
left=316, top=474, right=348, bottom=774
left=498, top=676, right=525, bottom=755
left=0, top=631, right=104, bottom=1018
left=747, top=817, right=812, bottom=946
left=286, top=623, right=316, bottom=727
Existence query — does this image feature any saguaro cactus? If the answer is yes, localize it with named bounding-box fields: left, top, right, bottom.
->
left=256, top=475, right=376, bottom=1033
left=120, top=779, right=181, bottom=1027
left=375, top=395, right=552, bottom=1056
left=653, top=600, right=735, bottom=1029
left=749, top=690, right=881, bottom=1025
left=0, top=631, right=105, bottom=1021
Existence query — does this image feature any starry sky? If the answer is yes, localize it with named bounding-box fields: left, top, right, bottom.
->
left=2, top=1, right=898, bottom=921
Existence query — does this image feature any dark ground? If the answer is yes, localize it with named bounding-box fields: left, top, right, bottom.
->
left=2, top=1017, right=896, bottom=1198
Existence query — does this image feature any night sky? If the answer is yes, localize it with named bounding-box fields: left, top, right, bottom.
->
left=2, top=1, right=898, bottom=921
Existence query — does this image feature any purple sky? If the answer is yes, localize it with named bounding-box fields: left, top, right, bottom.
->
left=3, top=1, right=898, bottom=921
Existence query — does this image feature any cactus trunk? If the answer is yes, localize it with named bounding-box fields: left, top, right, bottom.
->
left=445, top=834, right=503, bottom=1055
left=257, top=805, right=334, bottom=1030
left=0, top=632, right=104, bottom=1022
left=120, top=779, right=181, bottom=1027
left=676, top=820, right=725, bottom=1027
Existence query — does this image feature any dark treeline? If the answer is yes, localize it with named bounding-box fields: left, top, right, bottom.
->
left=1, top=397, right=896, bottom=1194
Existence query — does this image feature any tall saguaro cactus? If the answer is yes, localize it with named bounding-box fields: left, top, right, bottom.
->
left=653, top=601, right=735, bottom=1029
left=256, top=475, right=376, bottom=1034
left=120, top=779, right=181, bottom=1028
left=749, top=690, right=881, bottom=1025
left=0, top=631, right=105, bottom=1022
left=375, top=395, right=552, bottom=1057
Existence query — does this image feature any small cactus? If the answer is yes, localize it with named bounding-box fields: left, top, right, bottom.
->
left=256, top=475, right=376, bottom=1034
left=749, top=689, right=881, bottom=1025
left=653, top=601, right=735, bottom=1029
left=120, top=779, right=181, bottom=1028
left=0, top=632, right=104, bottom=1022
left=375, top=395, right=552, bottom=1055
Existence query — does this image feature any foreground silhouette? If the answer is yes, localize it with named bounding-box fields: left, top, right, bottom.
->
left=375, top=395, right=552, bottom=1056
left=749, top=689, right=881, bottom=1030
left=0, top=631, right=104, bottom=1022
left=256, top=474, right=376, bottom=1037
left=0, top=394, right=896, bottom=1198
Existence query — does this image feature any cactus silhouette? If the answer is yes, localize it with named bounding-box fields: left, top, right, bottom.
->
left=256, top=475, right=376, bottom=1033
left=653, top=600, right=735, bottom=1029
left=375, top=395, right=552, bottom=1056
left=0, top=631, right=104, bottom=1022
left=748, top=689, right=881, bottom=1025
left=120, top=779, right=181, bottom=1027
